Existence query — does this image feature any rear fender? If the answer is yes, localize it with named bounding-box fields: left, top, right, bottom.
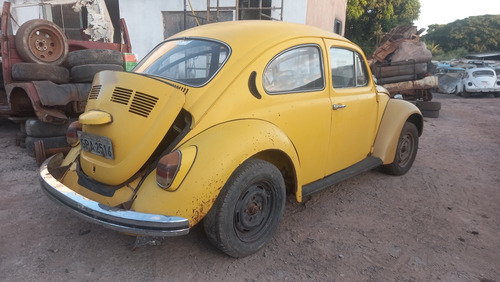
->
left=132, top=119, right=301, bottom=226
left=372, top=99, right=423, bottom=164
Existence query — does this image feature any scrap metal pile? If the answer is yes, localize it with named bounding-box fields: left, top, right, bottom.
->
left=370, top=26, right=438, bottom=102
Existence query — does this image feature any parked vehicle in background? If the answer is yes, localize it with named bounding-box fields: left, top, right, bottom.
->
left=40, top=21, right=423, bottom=258
left=462, top=67, right=500, bottom=98
left=434, top=64, right=465, bottom=95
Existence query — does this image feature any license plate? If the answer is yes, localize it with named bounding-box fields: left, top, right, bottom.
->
left=78, top=132, right=114, bottom=160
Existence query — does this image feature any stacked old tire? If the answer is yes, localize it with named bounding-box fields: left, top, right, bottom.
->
left=68, top=49, right=124, bottom=83
left=13, top=19, right=70, bottom=83
left=13, top=19, right=124, bottom=163
left=25, top=119, right=72, bottom=164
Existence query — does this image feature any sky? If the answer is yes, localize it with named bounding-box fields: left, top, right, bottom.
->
left=413, top=0, right=500, bottom=31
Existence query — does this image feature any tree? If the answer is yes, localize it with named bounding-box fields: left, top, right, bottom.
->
left=345, top=0, right=420, bottom=53
left=423, top=15, right=500, bottom=54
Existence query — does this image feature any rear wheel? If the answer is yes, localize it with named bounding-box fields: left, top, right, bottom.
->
left=204, top=159, right=286, bottom=258
left=382, top=122, right=419, bottom=176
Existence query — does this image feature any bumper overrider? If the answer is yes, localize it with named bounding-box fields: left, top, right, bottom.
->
left=39, top=154, right=190, bottom=237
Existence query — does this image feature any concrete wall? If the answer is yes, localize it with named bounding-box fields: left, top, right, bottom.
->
left=122, top=0, right=346, bottom=59
left=119, top=0, right=235, bottom=59
left=281, top=0, right=307, bottom=24
left=305, top=0, right=347, bottom=34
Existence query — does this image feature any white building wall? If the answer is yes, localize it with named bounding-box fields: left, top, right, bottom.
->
left=281, top=0, right=307, bottom=24
left=119, top=0, right=236, bottom=60
left=118, top=0, right=171, bottom=59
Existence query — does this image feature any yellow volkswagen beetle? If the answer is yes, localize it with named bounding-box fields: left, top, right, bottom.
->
left=40, top=21, right=423, bottom=257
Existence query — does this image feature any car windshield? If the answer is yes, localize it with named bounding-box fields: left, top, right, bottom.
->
left=137, top=39, right=230, bottom=87
left=472, top=70, right=494, bottom=78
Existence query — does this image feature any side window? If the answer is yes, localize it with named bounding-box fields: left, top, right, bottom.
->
left=354, top=52, right=368, bottom=86
left=263, top=45, right=324, bottom=94
left=330, top=48, right=369, bottom=89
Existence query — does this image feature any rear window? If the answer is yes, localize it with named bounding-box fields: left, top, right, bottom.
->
left=137, top=39, right=230, bottom=87
left=472, top=70, right=494, bottom=78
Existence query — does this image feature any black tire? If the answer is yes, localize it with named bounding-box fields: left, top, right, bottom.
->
left=15, top=19, right=68, bottom=65
left=493, top=92, right=500, bottom=98
left=203, top=159, right=286, bottom=258
left=71, top=64, right=124, bottom=82
left=463, top=89, right=471, bottom=98
left=67, top=49, right=124, bottom=67
left=416, top=101, right=441, bottom=111
left=25, top=118, right=72, bottom=137
left=416, top=101, right=441, bottom=118
left=12, top=63, right=70, bottom=84
left=420, top=109, right=439, bottom=118
left=25, top=135, right=68, bottom=157
left=382, top=122, right=419, bottom=176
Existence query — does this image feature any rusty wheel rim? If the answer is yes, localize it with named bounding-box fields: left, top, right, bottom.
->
left=234, top=181, right=274, bottom=243
left=397, top=133, right=415, bottom=168
left=27, top=27, right=65, bottom=63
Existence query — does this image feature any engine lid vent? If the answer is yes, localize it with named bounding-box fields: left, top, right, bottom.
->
left=88, top=85, right=102, bottom=100
left=129, top=91, right=159, bottom=118
left=110, top=87, right=133, bottom=105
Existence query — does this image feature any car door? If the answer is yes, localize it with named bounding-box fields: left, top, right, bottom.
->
left=252, top=39, right=332, bottom=185
left=324, top=40, right=379, bottom=175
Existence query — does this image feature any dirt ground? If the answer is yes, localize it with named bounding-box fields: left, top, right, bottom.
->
left=0, top=93, right=499, bottom=281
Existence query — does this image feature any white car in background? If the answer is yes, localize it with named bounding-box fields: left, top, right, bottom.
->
left=462, top=67, right=500, bottom=98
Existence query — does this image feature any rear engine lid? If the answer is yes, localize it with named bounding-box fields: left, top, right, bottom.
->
left=80, top=71, right=186, bottom=185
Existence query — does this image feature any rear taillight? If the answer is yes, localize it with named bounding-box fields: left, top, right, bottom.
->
left=66, top=121, right=82, bottom=146
left=156, top=151, right=181, bottom=189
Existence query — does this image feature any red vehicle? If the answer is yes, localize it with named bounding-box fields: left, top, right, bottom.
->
left=0, top=2, right=132, bottom=123
left=0, top=1, right=132, bottom=161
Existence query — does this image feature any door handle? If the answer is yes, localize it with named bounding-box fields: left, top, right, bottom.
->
left=332, top=104, right=346, bottom=110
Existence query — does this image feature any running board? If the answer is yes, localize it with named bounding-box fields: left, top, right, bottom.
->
left=301, top=157, right=383, bottom=197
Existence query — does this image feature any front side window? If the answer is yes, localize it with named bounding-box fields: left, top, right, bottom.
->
left=138, top=39, right=230, bottom=87
left=263, top=45, right=324, bottom=94
left=330, top=48, right=369, bottom=89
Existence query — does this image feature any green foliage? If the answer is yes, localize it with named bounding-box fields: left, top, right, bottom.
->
left=430, top=47, right=468, bottom=61
left=345, top=0, right=420, bottom=52
left=423, top=15, right=500, bottom=54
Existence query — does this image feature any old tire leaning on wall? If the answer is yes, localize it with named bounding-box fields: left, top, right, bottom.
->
left=15, top=19, right=69, bottom=65
left=71, top=64, right=124, bottom=83
left=416, top=101, right=441, bottom=118
left=67, top=49, right=124, bottom=67
left=12, top=63, right=70, bottom=84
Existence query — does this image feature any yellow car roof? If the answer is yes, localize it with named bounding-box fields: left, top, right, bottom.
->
left=169, top=20, right=350, bottom=48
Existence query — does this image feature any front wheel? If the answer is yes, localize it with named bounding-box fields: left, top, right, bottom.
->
left=382, top=122, right=419, bottom=176
left=204, top=159, right=286, bottom=258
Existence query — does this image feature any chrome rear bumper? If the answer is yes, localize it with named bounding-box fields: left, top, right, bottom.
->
left=39, top=155, right=189, bottom=237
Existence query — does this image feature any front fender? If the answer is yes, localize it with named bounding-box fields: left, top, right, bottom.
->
left=372, top=99, right=423, bottom=164
left=131, top=119, right=301, bottom=226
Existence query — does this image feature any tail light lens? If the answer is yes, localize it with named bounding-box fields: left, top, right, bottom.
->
left=156, top=151, right=181, bottom=189
left=66, top=121, right=82, bottom=146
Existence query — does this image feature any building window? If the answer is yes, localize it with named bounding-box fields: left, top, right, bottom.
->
left=334, top=19, right=342, bottom=35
